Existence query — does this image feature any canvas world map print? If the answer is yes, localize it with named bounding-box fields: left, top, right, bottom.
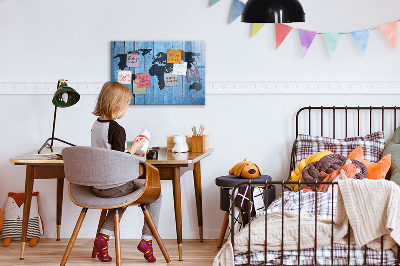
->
left=111, top=41, right=205, bottom=105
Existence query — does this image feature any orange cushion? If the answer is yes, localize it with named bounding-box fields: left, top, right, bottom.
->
left=347, top=146, right=391, bottom=180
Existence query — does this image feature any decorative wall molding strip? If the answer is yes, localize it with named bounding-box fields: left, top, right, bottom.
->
left=207, top=81, right=400, bottom=94
left=0, top=81, right=399, bottom=95
left=0, top=83, right=102, bottom=95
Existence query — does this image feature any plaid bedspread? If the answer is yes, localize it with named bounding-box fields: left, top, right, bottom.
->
left=234, top=244, right=397, bottom=265
left=234, top=191, right=397, bottom=265
left=266, top=190, right=336, bottom=219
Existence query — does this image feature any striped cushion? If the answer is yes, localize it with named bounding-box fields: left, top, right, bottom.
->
left=295, top=131, right=385, bottom=167
left=1, top=217, right=40, bottom=240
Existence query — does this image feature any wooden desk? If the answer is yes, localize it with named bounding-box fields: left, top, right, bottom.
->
left=10, top=147, right=213, bottom=261
left=146, top=148, right=213, bottom=260
left=9, top=148, right=64, bottom=259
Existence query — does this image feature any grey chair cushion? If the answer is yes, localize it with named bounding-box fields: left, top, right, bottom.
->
left=69, top=180, right=145, bottom=208
left=62, top=146, right=145, bottom=188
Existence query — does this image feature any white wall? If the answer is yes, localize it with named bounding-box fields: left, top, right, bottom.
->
left=1, top=0, right=400, bottom=239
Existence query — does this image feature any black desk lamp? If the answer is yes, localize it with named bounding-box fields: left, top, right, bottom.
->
left=241, top=0, right=305, bottom=23
left=38, top=79, right=80, bottom=154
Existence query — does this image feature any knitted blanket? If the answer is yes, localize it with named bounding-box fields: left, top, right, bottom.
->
left=335, top=178, right=399, bottom=251
left=213, top=179, right=400, bottom=266
left=213, top=211, right=341, bottom=266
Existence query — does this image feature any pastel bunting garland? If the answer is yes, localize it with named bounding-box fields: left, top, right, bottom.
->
left=298, top=30, right=317, bottom=58
left=323, top=33, right=341, bottom=58
left=229, top=0, right=245, bottom=24
left=379, top=21, right=398, bottom=50
left=251, top=23, right=266, bottom=38
left=351, top=29, right=370, bottom=55
left=275, top=23, right=293, bottom=49
left=209, top=0, right=220, bottom=7
left=209, top=1, right=400, bottom=58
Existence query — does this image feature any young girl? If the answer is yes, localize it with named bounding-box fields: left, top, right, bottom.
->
left=91, top=81, right=162, bottom=263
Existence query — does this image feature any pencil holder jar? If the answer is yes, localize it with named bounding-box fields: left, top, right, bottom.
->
left=191, top=135, right=209, bottom=152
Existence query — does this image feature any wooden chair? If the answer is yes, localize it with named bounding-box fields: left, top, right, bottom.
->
left=60, top=146, right=171, bottom=265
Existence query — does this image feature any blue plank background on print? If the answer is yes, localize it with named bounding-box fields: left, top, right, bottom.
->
left=111, top=41, right=205, bottom=105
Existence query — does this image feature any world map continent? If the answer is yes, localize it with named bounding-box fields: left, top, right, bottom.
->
left=114, top=50, right=202, bottom=91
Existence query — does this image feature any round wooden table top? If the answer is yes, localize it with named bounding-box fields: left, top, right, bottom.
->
left=0, top=208, right=3, bottom=231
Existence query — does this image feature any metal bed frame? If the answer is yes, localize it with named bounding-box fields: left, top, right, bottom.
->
left=230, top=106, right=400, bottom=266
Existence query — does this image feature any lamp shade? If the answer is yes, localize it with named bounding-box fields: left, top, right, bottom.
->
left=241, top=0, right=305, bottom=23
left=52, top=84, right=80, bottom=108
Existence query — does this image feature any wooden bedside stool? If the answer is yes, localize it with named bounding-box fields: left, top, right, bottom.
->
left=215, top=175, right=275, bottom=248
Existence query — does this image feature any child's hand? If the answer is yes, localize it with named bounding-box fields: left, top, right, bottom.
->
left=129, top=137, right=147, bottom=155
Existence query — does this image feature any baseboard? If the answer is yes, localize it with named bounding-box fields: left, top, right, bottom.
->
left=1, top=81, right=399, bottom=95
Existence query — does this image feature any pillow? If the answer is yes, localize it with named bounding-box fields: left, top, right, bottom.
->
left=295, top=131, right=385, bottom=166
left=382, top=126, right=400, bottom=184
left=302, top=154, right=368, bottom=190
left=289, top=150, right=333, bottom=191
left=348, top=146, right=391, bottom=180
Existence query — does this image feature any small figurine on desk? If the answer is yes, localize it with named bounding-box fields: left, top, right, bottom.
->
left=172, top=135, right=189, bottom=153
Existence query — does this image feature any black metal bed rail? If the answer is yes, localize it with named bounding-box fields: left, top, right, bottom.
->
left=230, top=180, right=400, bottom=266
left=295, top=106, right=399, bottom=138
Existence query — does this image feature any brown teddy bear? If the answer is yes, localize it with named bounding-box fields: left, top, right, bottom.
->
left=229, top=159, right=261, bottom=179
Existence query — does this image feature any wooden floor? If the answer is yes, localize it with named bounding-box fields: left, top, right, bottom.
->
left=0, top=239, right=221, bottom=265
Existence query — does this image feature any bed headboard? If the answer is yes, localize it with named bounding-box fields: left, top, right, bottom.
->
left=295, top=106, right=400, bottom=138
left=290, top=106, right=400, bottom=179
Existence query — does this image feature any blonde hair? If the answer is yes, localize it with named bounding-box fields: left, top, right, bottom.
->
left=93, top=81, right=132, bottom=120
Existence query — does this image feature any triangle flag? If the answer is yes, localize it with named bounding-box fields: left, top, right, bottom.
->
left=229, top=0, right=245, bottom=24
left=209, top=0, right=220, bottom=7
left=351, top=29, right=370, bottom=55
left=323, top=33, right=341, bottom=58
left=251, top=23, right=266, bottom=38
left=275, top=23, right=293, bottom=49
left=298, top=29, right=317, bottom=58
left=378, top=21, right=398, bottom=50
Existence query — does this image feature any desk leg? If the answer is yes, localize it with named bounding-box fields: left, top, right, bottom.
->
left=56, top=178, right=64, bottom=241
left=20, top=165, right=34, bottom=259
left=172, top=167, right=183, bottom=261
left=193, top=161, right=203, bottom=242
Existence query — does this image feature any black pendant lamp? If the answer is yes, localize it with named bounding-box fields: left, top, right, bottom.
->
left=242, top=0, right=305, bottom=23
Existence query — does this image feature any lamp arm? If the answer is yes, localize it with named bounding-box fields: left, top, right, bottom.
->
left=50, top=79, right=61, bottom=148
left=50, top=105, right=57, bottom=148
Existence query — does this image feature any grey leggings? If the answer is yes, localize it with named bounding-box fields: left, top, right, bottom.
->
left=92, top=180, right=162, bottom=240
